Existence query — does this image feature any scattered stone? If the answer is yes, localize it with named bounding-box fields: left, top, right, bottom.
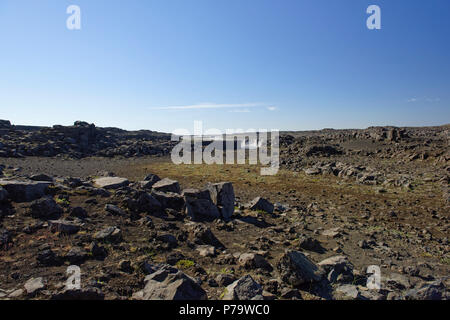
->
left=65, top=246, right=88, bottom=264
left=93, top=177, right=129, bottom=190
left=49, top=219, right=81, bottom=235
left=132, top=264, right=207, bottom=300
left=70, top=206, right=88, bottom=219
left=28, top=197, right=63, bottom=220
left=152, top=178, right=181, bottom=194
left=215, top=274, right=236, bottom=287
left=246, top=197, right=274, bottom=214
left=196, top=245, right=216, bottom=257
left=238, top=253, right=272, bottom=271
left=105, top=204, right=127, bottom=216
left=222, top=275, right=263, bottom=300
left=94, top=226, right=122, bottom=243
left=277, top=250, right=321, bottom=286
left=24, top=277, right=46, bottom=296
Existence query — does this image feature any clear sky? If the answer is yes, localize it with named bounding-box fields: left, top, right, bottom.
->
left=0, top=0, right=449, bottom=133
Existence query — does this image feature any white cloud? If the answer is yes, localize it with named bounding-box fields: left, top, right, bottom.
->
left=267, top=106, right=277, bottom=111
left=407, top=98, right=417, bottom=103
left=151, top=102, right=265, bottom=110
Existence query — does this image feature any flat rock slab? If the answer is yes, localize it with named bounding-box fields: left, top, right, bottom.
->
left=0, top=180, right=51, bottom=202
left=93, top=177, right=129, bottom=189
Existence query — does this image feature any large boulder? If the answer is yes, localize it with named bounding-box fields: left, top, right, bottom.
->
left=93, top=177, right=129, bottom=190
left=132, top=264, right=207, bottom=300
left=246, top=197, right=274, bottom=214
left=182, top=188, right=220, bottom=221
left=151, top=191, right=185, bottom=212
left=28, top=197, right=63, bottom=220
left=238, top=253, right=273, bottom=271
left=0, top=180, right=51, bottom=202
left=222, top=275, right=263, bottom=300
left=0, top=186, right=8, bottom=202
left=277, top=250, right=321, bottom=286
left=317, top=255, right=354, bottom=283
left=152, top=178, right=181, bottom=194
left=205, top=182, right=235, bottom=219
left=125, top=192, right=162, bottom=214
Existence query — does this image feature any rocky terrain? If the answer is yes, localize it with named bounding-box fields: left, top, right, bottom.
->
left=0, top=120, right=174, bottom=158
left=0, top=120, right=449, bottom=300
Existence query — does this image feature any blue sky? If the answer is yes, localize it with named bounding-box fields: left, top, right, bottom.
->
left=0, top=0, right=449, bottom=133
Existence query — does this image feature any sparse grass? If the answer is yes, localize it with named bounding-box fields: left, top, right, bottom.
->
left=176, top=259, right=195, bottom=269
left=219, top=267, right=234, bottom=275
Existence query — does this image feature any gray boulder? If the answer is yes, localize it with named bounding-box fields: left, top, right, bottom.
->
left=132, top=265, right=207, bottom=300
left=318, top=255, right=354, bottom=283
left=49, top=219, right=81, bottom=235
left=222, top=275, right=263, bottom=300
left=205, top=182, right=235, bottom=219
left=0, top=180, right=51, bottom=202
left=246, top=197, right=274, bottom=214
left=28, top=197, right=63, bottom=220
left=94, top=226, right=122, bottom=243
left=238, top=253, right=273, bottom=271
left=277, top=250, right=321, bottom=286
left=151, top=191, right=185, bottom=212
left=24, top=277, right=46, bottom=296
left=152, top=178, right=181, bottom=194
left=183, top=188, right=220, bottom=221
left=93, top=177, right=129, bottom=189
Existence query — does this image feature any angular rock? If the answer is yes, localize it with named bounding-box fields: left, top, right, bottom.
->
left=205, top=182, right=235, bottom=219
left=152, top=178, right=181, bottom=194
left=277, top=250, right=321, bottom=286
left=238, top=253, right=273, bottom=271
left=405, top=279, right=448, bottom=300
left=215, top=274, right=237, bottom=287
left=49, top=219, right=81, bottom=235
left=70, top=206, right=88, bottom=219
left=132, top=265, right=207, bottom=300
left=94, top=226, right=122, bottom=243
left=24, top=277, right=46, bottom=296
left=105, top=204, right=127, bottom=216
left=151, top=191, right=185, bottom=212
left=246, top=197, right=274, bottom=214
left=183, top=188, right=220, bottom=221
left=28, top=197, right=63, bottom=220
left=65, top=246, right=88, bottom=264
left=196, top=245, right=216, bottom=257
left=223, top=275, right=263, bottom=300
left=335, top=284, right=361, bottom=299
left=0, top=180, right=51, bottom=202
left=188, top=223, right=224, bottom=248
left=93, top=177, right=129, bottom=190
left=318, top=255, right=354, bottom=283
left=30, top=174, right=53, bottom=182
left=37, top=245, right=62, bottom=266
